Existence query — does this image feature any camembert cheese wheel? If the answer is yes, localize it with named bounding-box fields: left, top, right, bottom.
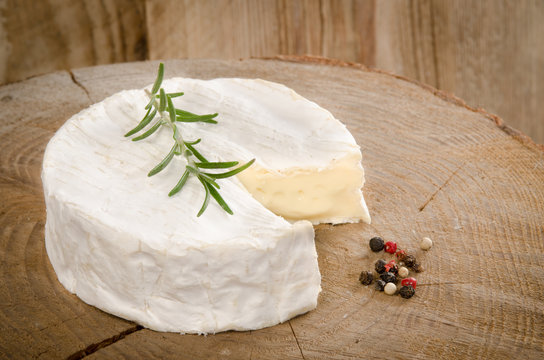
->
left=42, top=78, right=370, bottom=333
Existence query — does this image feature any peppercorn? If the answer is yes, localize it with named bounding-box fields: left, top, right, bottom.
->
left=395, top=249, right=407, bottom=261
left=398, top=266, right=409, bottom=278
left=375, top=279, right=386, bottom=291
left=384, top=241, right=397, bottom=254
left=420, top=237, right=433, bottom=251
left=403, top=254, right=417, bottom=268
left=375, top=259, right=387, bottom=274
left=380, top=271, right=397, bottom=284
left=369, top=236, right=385, bottom=252
left=399, top=285, right=415, bottom=299
left=359, top=271, right=374, bottom=285
left=401, top=277, right=417, bottom=289
left=384, top=282, right=397, bottom=295
left=412, top=263, right=424, bottom=273
left=384, top=260, right=398, bottom=275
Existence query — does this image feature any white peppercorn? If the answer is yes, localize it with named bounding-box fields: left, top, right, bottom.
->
left=398, top=266, right=409, bottom=278
left=420, top=237, right=433, bottom=250
left=384, top=282, right=397, bottom=295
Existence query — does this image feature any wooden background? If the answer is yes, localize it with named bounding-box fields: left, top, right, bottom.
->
left=1, top=0, right=543, bottom=143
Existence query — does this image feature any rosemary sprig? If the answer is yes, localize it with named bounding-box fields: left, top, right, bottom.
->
left=125, top=63, right=254, bottom=216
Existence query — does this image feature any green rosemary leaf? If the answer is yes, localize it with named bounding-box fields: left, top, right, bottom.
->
left=195, top=161, right=239, bottom=169
left=176, top=112, right=218, bottom=119
left=184, top=142, right=208, bottom=162
left=186, top=165, right=198, bottom=174
left=198, top=173, right=220, bottom=189
left=144, top=95, right=155, bottom=110
left=132, top=120, right=162, bottom=141
left=148, top=143, right=177, bottom=177
left=196, top=176, right=211, bottom=217
left=159, top=88, right=166, bottom=112
left=172, top=123, right=179, bottom=140
left=167, top=95, right=176, bottom=123
left=176, top=117, right=218, bottom=124
left=154, top=92, right=184, bottom=99
left=125, top=108, right=157, bottom=137
left=176, top=110, right=218, bottom=120
left=204, top=159, right=255, bottom=179
left=168, top=168, right=190, bottom=197
left=185, top=138, right=201, bottom=145
left=176, top=112, right=218, bottom=123
left=185, top=165, right=218, bottom=188
left=151, top=63, right=164, bottom=95
left=208, top=184, right=233, bottom=215
left=175, top=109, right=199, bottom=116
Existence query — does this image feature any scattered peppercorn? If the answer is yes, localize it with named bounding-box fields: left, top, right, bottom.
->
left=398, top=266, right=409, bottom=278
left=375, top=259, right=387, bottom=274
left=384, top=260, right=398, bottom=275
left=399, top=285, right=415, bottom=299
left=403, top=254, right=417, bottom=268
left=420, top=237, right=433, bottom=251
left=412, top=263, right=424, bottom=273
left=380, top=272, right=397, bottom=284
left=359, top=271, right=374, bottom=285
left=384, top=282, right=397, bottom=295
left=401, top=277, right=417, bottom=289
left=395, top=249, right=407, bottom=261
left=369, top=236, right=385, bottom=252
left=375, top=280, right=386, bottom=291
left=384, top=241, right=397, bottom=254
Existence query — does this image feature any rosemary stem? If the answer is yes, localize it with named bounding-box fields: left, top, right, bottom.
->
left=145, top=89, right=195, bottom=168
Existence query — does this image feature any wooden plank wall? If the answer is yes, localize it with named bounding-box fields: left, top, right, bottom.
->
left=1, top=0, right=543, bottom=143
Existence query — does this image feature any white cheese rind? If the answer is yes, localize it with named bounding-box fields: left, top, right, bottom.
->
left=42, top=77, right=369, bottom=333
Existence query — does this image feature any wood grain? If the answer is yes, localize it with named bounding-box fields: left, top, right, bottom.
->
left=0, top=0, right=147, bottom=84
left=0, top=58, right=542, bottom=359
left=1, top=0, right=543, bottom=143
left=375, top=0, right=544, bottom=147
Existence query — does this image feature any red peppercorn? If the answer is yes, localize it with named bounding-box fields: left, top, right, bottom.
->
left=401, top=277, right=417, bottom=289
left=384, top=260, right=398, bottom=275
left=384, top=241, right=397, bottom=254
left=395, top=249, right=406, bottom=260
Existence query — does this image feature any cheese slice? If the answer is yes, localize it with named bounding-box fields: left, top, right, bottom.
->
left=42, top=77, right=370, bottom=333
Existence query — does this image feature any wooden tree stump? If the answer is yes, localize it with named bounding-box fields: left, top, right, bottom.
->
left=0, top=57, right=542, bottom=359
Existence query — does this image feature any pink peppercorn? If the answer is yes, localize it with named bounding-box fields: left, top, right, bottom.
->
left=401, top=277, right=417, bottom=289
left=384, top=241, right=397, bottom=254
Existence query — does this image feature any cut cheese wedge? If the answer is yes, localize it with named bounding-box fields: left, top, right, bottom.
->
left=42, top=77, right=370, bottom=333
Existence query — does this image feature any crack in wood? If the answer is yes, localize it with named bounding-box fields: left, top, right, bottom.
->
left=288, top=320, right=306, bottom=360
left=418, top=281, right=471, bottom=287
left=68, top=70, right=91, bottom=102
left=65, top=325, right=143, bottom=360
left=418, top=161, right=466, bottom=212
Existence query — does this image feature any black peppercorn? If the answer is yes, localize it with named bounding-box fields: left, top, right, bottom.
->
left=375, top=259, right=387, bottom=274
left=359, top=271, right=374, bottom=285
left=399, top=285, right=415, bottom=299
left=404, top=254, right=416, bottom=268
left=380, top=271, right=397, bottom=284
left=369, top=236, right=384, bottom=252
left=375, top=279, right=386, bottom=291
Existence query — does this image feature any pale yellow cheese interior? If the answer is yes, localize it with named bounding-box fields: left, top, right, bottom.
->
left=237, top=153, right=371, bottom=225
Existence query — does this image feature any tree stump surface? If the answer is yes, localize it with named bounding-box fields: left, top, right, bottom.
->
left=0, top=57, right=542, bottom=359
